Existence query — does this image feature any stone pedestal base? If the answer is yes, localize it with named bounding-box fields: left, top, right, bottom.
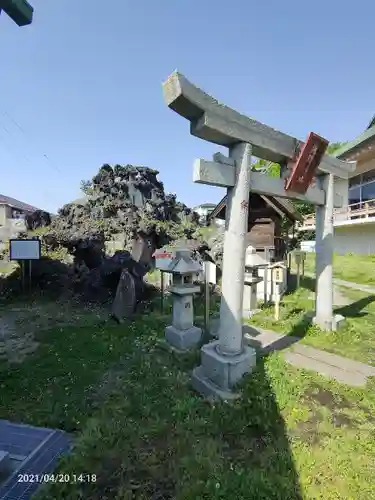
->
left=191, top=340, right=256, bottom=400
left=312, top=313, right=346, bottom=332
left=165, top=325, right=202, bottom=351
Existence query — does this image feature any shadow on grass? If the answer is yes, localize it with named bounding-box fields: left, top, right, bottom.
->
left=335, top=295, right=375, bottom=319
left=188, top=295, right=302, bottom=498
left=250, top=292, right=375, bottom=357
left=214, top=350, right=303, bottom=500
left=0, top=257, right=70, bottom=306
left=246, top=316, right=312, bottom=355
left=286, top=273, right=315, bottom=294
left=0, top=254, right=162, bottom=314
left=36, top=316, right=303, bottom=499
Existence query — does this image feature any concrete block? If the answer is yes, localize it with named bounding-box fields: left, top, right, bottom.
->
left=165, top=325, right=202, bottom=351
left=198, top=340, right=256, bottom=391
left=191, top=366, right=242, bottom=401
left=0, top=450, right=10, bottom=476
left=312, top=313, right=346, bottom=331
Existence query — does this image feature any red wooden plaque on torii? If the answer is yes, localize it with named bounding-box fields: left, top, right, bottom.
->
left=284, top=132, right=329, bottom=194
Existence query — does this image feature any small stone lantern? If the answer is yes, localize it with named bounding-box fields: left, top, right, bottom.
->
left=243, top=246, right=267, bottom=318
left=164, top=249, right=203, bottom=351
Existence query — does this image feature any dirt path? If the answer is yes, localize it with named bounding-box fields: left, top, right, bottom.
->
left=0, top=298, right=109, bottom=363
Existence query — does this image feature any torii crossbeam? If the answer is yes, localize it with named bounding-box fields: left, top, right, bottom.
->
left=163, top=71, right=356, bottom=401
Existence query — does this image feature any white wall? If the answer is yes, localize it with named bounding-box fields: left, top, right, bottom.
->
left=334, top=177, right=349, bottom=208
left=334, top=223, right=375, bottom=255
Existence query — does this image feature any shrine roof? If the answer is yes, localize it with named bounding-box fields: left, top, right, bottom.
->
left=333, top=123, right=375, bottom=160
left=210, top=192, right=303, bottom=223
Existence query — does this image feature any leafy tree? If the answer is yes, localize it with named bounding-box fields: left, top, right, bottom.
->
left=80, top=179, right=94, bottom=196
left=327, top=142, right=346, bottom=155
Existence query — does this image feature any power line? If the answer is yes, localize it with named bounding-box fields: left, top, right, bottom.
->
left=0, top=130, right=31, bottom=163
left=0, top=109, right=63, bottom=175
left=0, top=110, right=65, bottom=211
left=3, top=110, right=26, bottom=134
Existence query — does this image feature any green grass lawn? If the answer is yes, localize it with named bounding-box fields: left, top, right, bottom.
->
left=0, top=293, right=374, bottom=499
left=295, top=252, right=375, bottom=286
left=250, top=276, right=375, bottom=366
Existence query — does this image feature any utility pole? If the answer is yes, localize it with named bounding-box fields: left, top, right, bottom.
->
left=0, top=0, right=33, bottom=27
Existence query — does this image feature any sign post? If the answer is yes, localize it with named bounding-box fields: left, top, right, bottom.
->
left=293, top=250, right=306, bottom=289
left=152, top=248, right=173, bottom=313
left=160, top=271, right=164, bottom=313
left=302, top=256, right=305, bottom=277
left=203, top=261, right=216, bottom=335
left=274, top=289, right=280, bottom=321
left=9, top=238, right=41, bottom=290
left=272, top=265, right=284, bottom=320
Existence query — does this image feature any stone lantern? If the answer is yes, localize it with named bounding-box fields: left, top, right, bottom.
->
left=164, top=249, right=203, bottom=351
left=243, top=246, right=268, bottom=318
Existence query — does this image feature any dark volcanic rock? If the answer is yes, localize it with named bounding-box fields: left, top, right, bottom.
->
left=44, top=164, right=200, bottom=263
left=205, top=229, right=225, bottom=268
left=36, top=164, right=201, bottom=302
left=25, top=210, right=52, bottom=231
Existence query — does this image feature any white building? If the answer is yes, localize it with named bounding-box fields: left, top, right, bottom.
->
left=193, top=203, right=218, bottom=224
left=298, top=117, right=375, bottom=255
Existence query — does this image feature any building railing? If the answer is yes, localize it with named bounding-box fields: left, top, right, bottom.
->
left=299, top=197, right=375, bottom=230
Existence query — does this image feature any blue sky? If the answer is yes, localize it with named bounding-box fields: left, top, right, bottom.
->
left=1, top=0, right=374, bottom=214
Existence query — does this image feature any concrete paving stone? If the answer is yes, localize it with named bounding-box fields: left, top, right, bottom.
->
left=292, top=343, right=375, bottom=377
left=304, top=272, right=375, bottom=295
left=244, top=325, right=375, bottom=386
left=245, top=329, right=300, bottom=352
left=284, top=351, right=367, bottom=387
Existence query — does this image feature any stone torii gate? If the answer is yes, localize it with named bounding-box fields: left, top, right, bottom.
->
left=0, top=0, right=34, bottom=26
left=163, top=72, right=356, bottom=400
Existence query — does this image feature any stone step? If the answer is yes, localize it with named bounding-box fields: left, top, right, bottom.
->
left=244, top=329, right=300, bottom=352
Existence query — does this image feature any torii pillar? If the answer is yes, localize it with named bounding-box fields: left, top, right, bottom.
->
left=191, top=144, right=256, bottom=400
left=313, top=174, right=345, bottom=330
left=162, top=71, right=356, bottom=400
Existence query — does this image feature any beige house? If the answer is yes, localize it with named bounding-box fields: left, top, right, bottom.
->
left=0, top=194, right=39, bottom=240
left=299, top=117, right=375, bottom=255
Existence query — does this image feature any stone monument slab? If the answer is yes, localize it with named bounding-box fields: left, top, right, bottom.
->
left=112, top=269, right=136, bottom=322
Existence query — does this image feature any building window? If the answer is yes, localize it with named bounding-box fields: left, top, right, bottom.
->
left=349, top=174, right=362, bottom=188
left=12, top=210, right=25, bottom=220
left=348, top=186, right=361, bottom=205
left=348, top=167, right=375, bottom=207
left=362, top=182, right=375, bottom=203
